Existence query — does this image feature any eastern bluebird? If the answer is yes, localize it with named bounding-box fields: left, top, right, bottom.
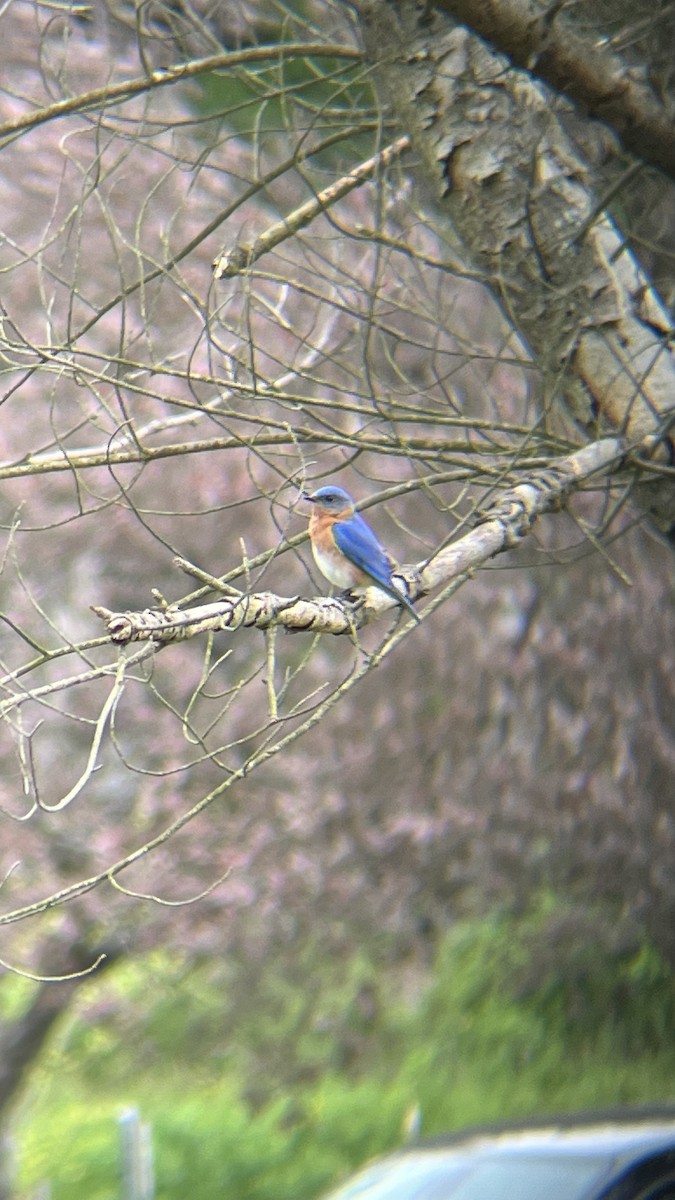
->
left=304, top=485, right=419, bottom=622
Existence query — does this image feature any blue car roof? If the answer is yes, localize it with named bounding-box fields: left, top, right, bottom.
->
left=417, top=1107, right=675, bottom=1156
left=322, top=1109, right=675, bottom=1200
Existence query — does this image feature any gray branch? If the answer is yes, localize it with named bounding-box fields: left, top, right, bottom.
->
left=93, top=436, right=631, bottom=644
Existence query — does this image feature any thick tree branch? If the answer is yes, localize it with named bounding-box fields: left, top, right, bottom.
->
left=93, top=436, right=630, bottom=644
left=0, top=435, right=642, bottom=934
left=354, top=2, right=675, bottom=535
left=433, top=0, right=675, bottom=182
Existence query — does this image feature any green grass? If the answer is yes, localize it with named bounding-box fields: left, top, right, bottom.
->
left=12, top=903, right=675, bottom=1200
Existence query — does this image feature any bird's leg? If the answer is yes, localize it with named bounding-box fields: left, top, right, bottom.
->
left=340, top=587, right=365, bottom=609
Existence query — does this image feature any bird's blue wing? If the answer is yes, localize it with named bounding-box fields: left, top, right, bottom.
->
left=333, top=514, right=393, bottom=589
left=334, top=513, right=420, bottom=622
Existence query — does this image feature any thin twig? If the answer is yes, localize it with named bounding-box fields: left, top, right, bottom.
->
left=265, top=624, right=279, bottom=721
left=214, top=136, right=411, bottom=278
left=0, top=44, right=362, bottom=143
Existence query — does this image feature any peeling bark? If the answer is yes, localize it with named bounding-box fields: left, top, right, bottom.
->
left=433, top=0, right=675, bottom=181
left=352, top=1, right=675, bottom=535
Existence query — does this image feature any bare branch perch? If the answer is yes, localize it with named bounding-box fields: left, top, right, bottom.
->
left=92, top=436, right=630, bottom=645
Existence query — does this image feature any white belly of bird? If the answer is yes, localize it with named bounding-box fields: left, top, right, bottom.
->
left=312, top=543, right=364, bottom=590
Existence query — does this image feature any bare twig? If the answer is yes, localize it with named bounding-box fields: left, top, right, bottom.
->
left=0, top=43, right=362, bottom=144
left=36, top=659, right=127, bottom=812
left=214, top=137, right=411, bottom=278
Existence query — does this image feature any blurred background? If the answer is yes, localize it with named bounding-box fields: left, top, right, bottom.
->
left=0, top=2, right=673, bottom=1198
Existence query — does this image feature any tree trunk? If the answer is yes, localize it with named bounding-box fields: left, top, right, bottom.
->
left=0, top=942, right=122, bottom=1196
left=352, top=0, right=675, bottom=536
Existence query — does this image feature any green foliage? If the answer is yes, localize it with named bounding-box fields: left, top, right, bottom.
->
left=18, top=1098, right=121, bottom=1200
left=0, top=971, right=35, bottom=1021
left=13, top=905, right=675, bottom=1200
left=182, top=2, right=377, bottom=161
left=188, top=22, right=376, bottom=165
left=192, top=57, right=373, bottom=139
left=16, top=1075, right=405, bottom=1200
left=397, top=904, right=675, bottom=1131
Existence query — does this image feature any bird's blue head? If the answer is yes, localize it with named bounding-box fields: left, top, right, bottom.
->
left=304, top=486, right=355, bottom=514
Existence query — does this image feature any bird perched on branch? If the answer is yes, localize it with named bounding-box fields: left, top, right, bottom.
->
left=304, top=485, right=420, bottom=622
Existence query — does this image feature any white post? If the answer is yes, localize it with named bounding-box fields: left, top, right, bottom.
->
left=119, top=1108, right=154, bottom=1200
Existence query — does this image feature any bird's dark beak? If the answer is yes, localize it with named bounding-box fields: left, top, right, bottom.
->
left=302, top=491, right=316, bottom=503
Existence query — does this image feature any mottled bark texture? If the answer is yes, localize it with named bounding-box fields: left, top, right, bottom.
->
left=352, top=0, right=675, bottom=536
left=433, top=0, right=675, bottom=181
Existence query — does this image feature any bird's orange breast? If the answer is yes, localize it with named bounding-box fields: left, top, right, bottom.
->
left=308, top=509, right=368, bottom=590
